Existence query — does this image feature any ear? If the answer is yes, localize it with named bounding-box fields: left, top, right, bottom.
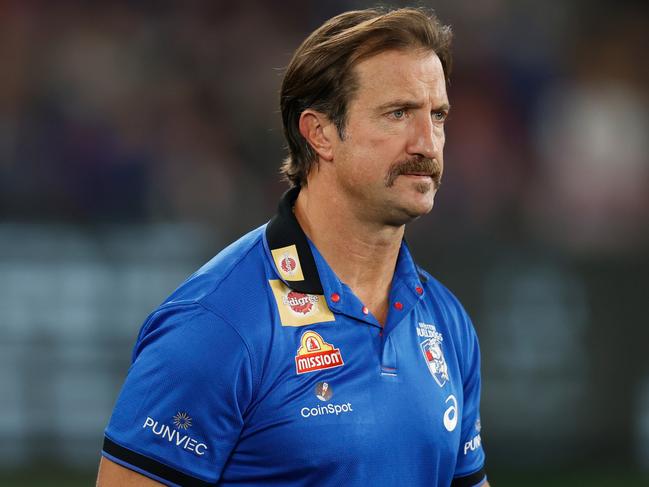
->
left=298, top=109, right=336, bottom=162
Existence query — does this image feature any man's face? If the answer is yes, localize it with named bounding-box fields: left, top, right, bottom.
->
left=331, top=49, right=449, bottom=226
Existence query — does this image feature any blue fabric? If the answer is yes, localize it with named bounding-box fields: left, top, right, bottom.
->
left=103, top=222, right=485, bottom=486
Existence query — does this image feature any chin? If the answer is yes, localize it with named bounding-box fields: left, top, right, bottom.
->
left=409, top=201, right=435, bottom=219
left=409, top=190, right=437, bottom=215
left=385, top=197, right=435, bottom=226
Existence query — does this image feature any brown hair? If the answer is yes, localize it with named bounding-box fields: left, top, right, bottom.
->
left=279, top=7, right=453, bottom=187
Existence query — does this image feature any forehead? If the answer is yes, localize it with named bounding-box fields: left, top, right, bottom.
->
left=350, top=49, right=448, bottom=107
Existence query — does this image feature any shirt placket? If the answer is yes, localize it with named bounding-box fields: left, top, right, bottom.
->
left=379, top=279, right=425, bottom=378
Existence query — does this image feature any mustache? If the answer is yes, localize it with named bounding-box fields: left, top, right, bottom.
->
left=384, top=156, right=442, bottom=188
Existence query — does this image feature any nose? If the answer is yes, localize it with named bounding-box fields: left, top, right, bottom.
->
left=407, top=114, right=443, bottom=160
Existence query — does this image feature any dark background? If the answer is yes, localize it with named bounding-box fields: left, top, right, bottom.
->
left=1, top=1, right=648, bottom=485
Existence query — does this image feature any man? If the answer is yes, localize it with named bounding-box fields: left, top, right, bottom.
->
left=98, top=7, right=488, bottom=486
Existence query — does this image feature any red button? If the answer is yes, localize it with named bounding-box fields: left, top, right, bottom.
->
left=416, top=286, right=423, bottom=295
left=362, top=306, right=369, bottom=315
left=330, top=293, right=340, bottom=303
left=394, top=301, right=403, bottom=310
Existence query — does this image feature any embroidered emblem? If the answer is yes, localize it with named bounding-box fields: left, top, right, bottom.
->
left=271, top=244, right=305, bottom=281
left=269, top=280, right=335, bottom=327
left=417, top=322, right=449, bottom=387
left=295, top=331, right=344, bottom=374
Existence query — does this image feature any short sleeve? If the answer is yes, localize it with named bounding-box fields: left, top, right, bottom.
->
left=102, top=303, right=255, bottom=486
left=451, top=313, right=487, bottom=487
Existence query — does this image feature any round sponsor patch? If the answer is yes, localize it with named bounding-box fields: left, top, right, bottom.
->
left=281, top=256, right=297, bottom=274
left=315, top=381, right=333, bottom=401
left=269, top=280, right=334, bottom=327
left=284, top=291, right=318, bottom=315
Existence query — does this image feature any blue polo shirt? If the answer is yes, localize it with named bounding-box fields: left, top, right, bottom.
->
left=102, top=187, right=487, bottom=486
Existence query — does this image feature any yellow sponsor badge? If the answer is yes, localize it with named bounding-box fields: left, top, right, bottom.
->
left=271, top=244, right=305, bottom=282
left=269, top=279, right=335, bottom=327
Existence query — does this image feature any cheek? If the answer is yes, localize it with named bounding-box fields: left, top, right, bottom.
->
left=435, top=127, right=446, bottom=160
left=434, top=125, right=445, bottom=143
left=342, top=134, right=388, bottom=170
left=339, top=118, right=410, bottom=177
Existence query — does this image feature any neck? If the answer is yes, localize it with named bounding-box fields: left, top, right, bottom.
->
left=293, top=183, right=403, bottom=325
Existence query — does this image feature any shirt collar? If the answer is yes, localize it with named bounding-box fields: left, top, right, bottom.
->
left=265, top=186, right=323, bottom=295
left=264, top=186, right=427, bottom=296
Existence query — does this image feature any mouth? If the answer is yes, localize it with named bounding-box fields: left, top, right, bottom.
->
left=400, top=172, right=442, bottom=192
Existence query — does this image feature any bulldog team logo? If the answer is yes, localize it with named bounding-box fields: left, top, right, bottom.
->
left=295, top=331, right=344, bottom=374
left=417, top=322, right=449, bottom=387
left=271, top=244, right=304, bottom=281
left=269, top=280, right=335, bottom=327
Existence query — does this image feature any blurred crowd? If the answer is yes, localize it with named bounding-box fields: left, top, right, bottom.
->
left=1, top=2, right=648, bottom=480
left=0, top=0, right=647, bottom=253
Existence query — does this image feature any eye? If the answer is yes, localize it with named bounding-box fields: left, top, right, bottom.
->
left=390, top=109, right=407, bottom=120
left=432, top=111, right=448, bottom=122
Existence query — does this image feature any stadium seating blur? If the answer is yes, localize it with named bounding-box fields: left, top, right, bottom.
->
left=1, top=1, right=647, bottom=485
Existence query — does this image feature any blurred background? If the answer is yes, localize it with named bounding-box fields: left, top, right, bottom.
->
left=1, top=0, right=648, bottom=485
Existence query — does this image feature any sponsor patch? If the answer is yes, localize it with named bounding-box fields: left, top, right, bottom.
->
left=300, top=402, right=353, bottom=418
left=295, top=331, right=344, bottom=374
left=142, top=412, right=208, bottom=456
left=271, top=244, right=305, bottom=281
left=417, top=322, right=449, bottom=387
left=315, top=381, right=333, bottom=401
left=269, top=279, right=335, bottom=327
left=173, top=411, right=192, bottom=430
left=464, top=433, right=482, bottom=455
left=299, top=380, right=355, bottom=418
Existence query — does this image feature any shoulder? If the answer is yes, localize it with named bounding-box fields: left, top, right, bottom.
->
left=164, top=224, right=267, bottom=306
left=132, top=224, right=276, bottom=376
left=417, top=266, right=473, bottom=328
left=160, top=224, right=274, bottom=333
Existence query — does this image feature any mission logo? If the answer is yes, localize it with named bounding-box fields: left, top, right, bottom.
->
left=295, top=331, right=344, bottom=374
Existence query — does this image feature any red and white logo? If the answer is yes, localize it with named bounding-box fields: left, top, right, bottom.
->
left=283, top=291, right=319, bottom=315
left=295, top=331, right=344, bottom=374
left=280, top=255, right=297, bottom=274
left=268, top=280, right=335, bottom=327
left=306, top=335, right=320, bottom=351
left=271, top=245, right=304, bottom=281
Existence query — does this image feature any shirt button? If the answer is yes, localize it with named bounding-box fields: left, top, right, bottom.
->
left=362, top=306, right=369, bottom=315
left=330, top=293, right=340, bottom=303
left=394, top=301, right=403, bottom=311
left=415, top=286, right=423, bottom=295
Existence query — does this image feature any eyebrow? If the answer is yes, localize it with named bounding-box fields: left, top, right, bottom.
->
left=376, top=99, right=451, bottom=113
